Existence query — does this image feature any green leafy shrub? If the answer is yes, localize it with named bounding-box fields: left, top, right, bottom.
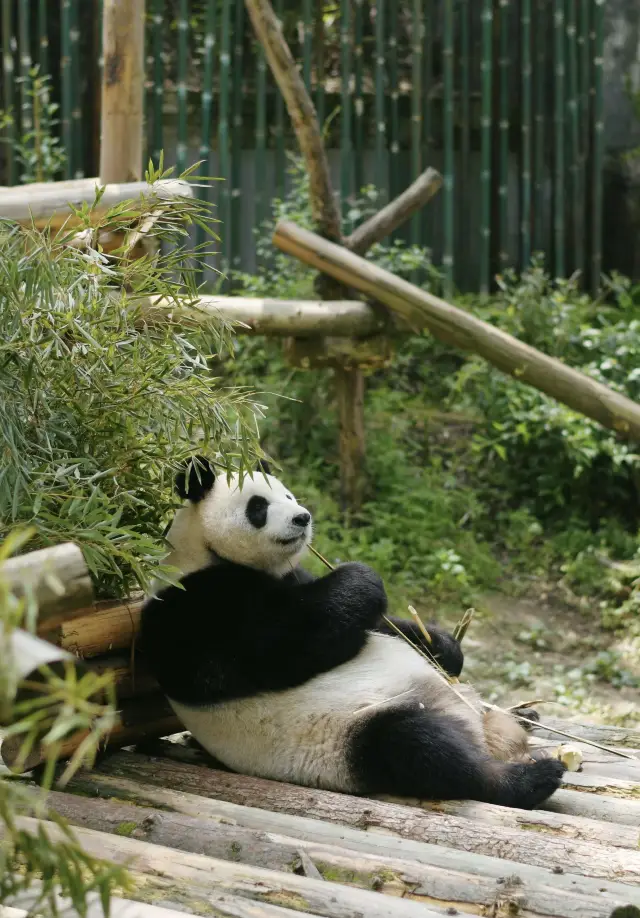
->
left=0, top=172, right=261, bottom=598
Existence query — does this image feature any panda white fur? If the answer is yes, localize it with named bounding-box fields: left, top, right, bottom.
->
left=140, top=456, right=565, bottom=808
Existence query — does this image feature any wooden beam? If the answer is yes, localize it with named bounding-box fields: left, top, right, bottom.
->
left=345, top=167, right=443, bottom=255
left=143, top=296, right=381, bottom=338
left=0, top=178, right=193, bottom=226
left=0, top=693, right=180, bottom=773
left=37, top=594, right=144, bottom=658
left=244, top=0, right=341, bottom=242
left=99, top=0, right=145, bottom=183
left=1, top=543, right=93, bottom=626
left=273, top=220, right=640, bottom=442
left=69, top=764, right=640, bottom=882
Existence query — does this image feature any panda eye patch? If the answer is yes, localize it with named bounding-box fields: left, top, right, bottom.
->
left=285, top=494, right=293, bottom=501
left=246, top=495, right=269, bottom=528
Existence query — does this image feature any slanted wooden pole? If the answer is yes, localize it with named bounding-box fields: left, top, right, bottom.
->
left=273, top=220, right=640, bottom=442
left=99, top=0, right=145, bottom=183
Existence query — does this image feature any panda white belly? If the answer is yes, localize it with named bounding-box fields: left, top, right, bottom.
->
left=168, top=632, right=484, bottom=792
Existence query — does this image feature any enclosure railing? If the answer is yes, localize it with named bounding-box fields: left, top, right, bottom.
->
left=0, top=0, right=605, bottom=293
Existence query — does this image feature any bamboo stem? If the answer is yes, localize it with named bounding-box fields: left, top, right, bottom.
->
left=1, top=543, right=93, bottom=627
left=442, top=0, right=455, bottom=295
left=553, top=0, right=566, bottom=277
left=479, top=0, right=494, bottom=294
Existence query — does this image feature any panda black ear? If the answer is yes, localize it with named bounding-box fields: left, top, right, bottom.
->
left=255, top=459, right=271, bottom=476
left=175, top=455, right=216, bottom=502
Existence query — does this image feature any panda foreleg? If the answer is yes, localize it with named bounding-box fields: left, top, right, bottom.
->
left=350, top=706, right=566, bottom=810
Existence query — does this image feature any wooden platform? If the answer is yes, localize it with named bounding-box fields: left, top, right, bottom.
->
left=29, top=718, right=640, bottom=918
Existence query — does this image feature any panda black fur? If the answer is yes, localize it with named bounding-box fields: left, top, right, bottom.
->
left=140, top=457, right=565, bottom=808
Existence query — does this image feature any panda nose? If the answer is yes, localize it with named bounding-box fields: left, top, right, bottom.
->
left=293, top=511, right=311, bottom=528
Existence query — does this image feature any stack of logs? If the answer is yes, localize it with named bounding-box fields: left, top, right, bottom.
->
left=1, top=543, right=180, bottom=772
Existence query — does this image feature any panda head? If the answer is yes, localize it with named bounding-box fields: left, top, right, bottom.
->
left=169, top=456, right=313, bottom=577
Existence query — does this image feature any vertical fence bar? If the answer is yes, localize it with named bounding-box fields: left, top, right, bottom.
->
left=533, top=0, right=546, bottom=254
left=459, top=0, right=470, bottom=266
left=2, top=1, right=16, bottom=185
left=274, top=0, right=286, bottom=200
left=176, top=0, right=189, bottom=174
left=577, top=0, right=589, bottom=278
left=422, top=0, right=433, bottom=244
left=219, top=0, right=232, bottom=267
left=521, top=0, right=532, bottom=269
left=18, top=0, right=33, bottom=154
left=314, top=8, right=325, bottom=130
left=302, top=0, right=312, bottom=92
left=590, top=0, right=604, bottom=292
left=70, top=0, right=83, bottom=176
left=443, top=0, right=455, bottom=295
left=150, top=0, right=164, bottom=168
left=255, top=40, right=268, bottom=236
left=375, top=0, right=386, bottom=199
left=231, top=0, right=244, bottom=269
left=480, top=0, right=494, bottom=294
left=388, top=0, right=400, bottom=204
left=61, top=0, right=73, bottom=177
left=566, top=0, right=581, bottom=275
left=553, top=0, right=565, bottom=277
left=410, top=0, right=423, bottom=246
left=353, top=0, right=365, bottom=195
left=340, top=0, right=352, bottom=226
left=197, top=0, right=216, bottom=263
left=37, top=0, right=48, bottom=76
left=497, top=0, right=510, bottom=272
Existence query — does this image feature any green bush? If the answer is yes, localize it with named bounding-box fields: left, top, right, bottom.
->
left=224, top=158, right=640, bottom=632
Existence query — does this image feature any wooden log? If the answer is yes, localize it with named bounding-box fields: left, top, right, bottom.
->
left=66, top=766, right=640, bottom=885
left=0, top=178, right=193, bottom=226
left=534, top=718, right=640, bottom=749
left=345, top=167, right=443, bottom=255
left=99, top=0, right=145, bottom=183
left=91, top=751, right=640, bottom=860
left=18, top=804, right=640, bottom=918
left=0, top=693, right=180, bottom=773
left=0, top=542, right=93, bottom=626
left=335, top=368, right=366, bottom=511
left=11, top=816, right=450, bottom=918
left=86, top=652, right=159, bottom=701
left=142, top=296, right=382, bottom=338
left=125, top=737, right=640, bottom=829
left=6, top=891, right=313, bottom=918
left=273, top=220, right=640, bottom=441
left=244, top=1, right=341, bottom=242
left=38, top=594, right=144, bottom=658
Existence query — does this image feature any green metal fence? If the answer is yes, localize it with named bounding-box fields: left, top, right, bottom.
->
left=0, top=0, right=605, bottom=293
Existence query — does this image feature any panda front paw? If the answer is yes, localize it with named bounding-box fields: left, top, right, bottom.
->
left=425, top=627, right=464, bottom=678
left=330, top=562, right=387, bottom=620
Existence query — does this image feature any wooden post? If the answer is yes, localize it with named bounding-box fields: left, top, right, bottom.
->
left=336, top=368, right=366, bottom=512
left=99, top=0, right=145, bottom=183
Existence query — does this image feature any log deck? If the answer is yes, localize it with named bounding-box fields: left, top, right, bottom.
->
left=3, top=718, right=639, bottom=918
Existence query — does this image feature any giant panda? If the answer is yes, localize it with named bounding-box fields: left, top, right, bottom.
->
left=140, top=456, right=565, bottom=809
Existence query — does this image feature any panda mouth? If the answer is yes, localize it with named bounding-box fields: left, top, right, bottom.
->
left=275, top=534, right=306, bottom=546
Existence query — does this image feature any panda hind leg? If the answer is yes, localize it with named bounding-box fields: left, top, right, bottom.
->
left=350, top=706, right=565, bottom=810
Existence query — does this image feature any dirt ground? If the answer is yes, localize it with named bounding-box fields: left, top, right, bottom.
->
left=449, top=591, right=639, bottom=727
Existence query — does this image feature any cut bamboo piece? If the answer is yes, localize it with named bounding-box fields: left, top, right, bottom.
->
left=142, top=296, right=382, bottom=338
left=38, top=594, right=144, bottom=658
left=67, top=765, right=640, bottom=883
left=273, top=220, right=640, bottom=441
left=0, top=693, right=180, bottom=773
left=0, top=542, right=93, bottom=626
